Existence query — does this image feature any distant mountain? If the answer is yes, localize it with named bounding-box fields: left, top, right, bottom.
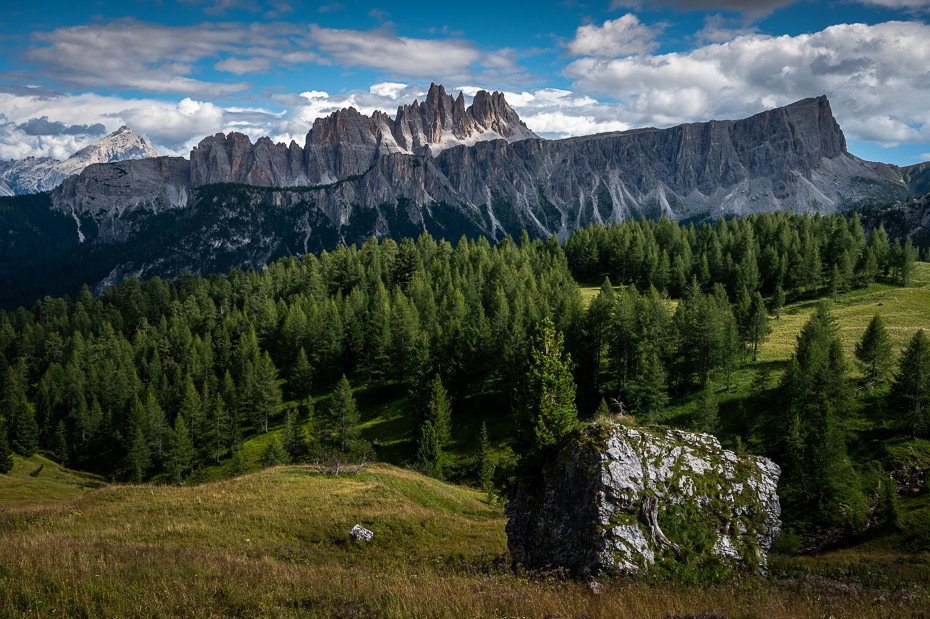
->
left=1, top=88, right=926, bottom=308
left=188, top=83, right=538, bottom=187
left=0, top=127, right=158, bottom=196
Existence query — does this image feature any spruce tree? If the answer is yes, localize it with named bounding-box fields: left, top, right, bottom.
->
left=327, top=375, right=361, bottom=454
left=54, top=420, right=69, bottom=464
left=167, top=415, right=194, bottom=484
left=415, top=420, right=442, bottom=476
left=634, top=346, right=669, bottom=422
left=0, top=419, right=14, bottom=474
left=854, top=314, right=893, bottom=387
left=477, top=422, right=494, bottom=503
left=291, top=347, right=314, bottom=400
left=891, top=329, right=930, bottom=438
left=261, top=438, right=287, bottom=467
left=694, top=377, right=719, bottom=433
left=425, top=375, right=452, bottom=448
left=253, top=352, right=282, bottom=433
left=209, top=393, right=231, bottom=463
left=747, top=292, right=772, bottom=362
left=771, top=285, right=786, bottom=320
left=10, top=399, right=39, bottom=457
left=514, top=318, right=578, bottom=464
left=281, top=405, right=307, bottom=463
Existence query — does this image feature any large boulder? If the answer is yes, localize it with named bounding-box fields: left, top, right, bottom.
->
left=506, top=423, right=781, bottom=577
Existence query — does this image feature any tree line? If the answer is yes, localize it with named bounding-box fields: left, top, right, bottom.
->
left=0, top=212, right=926, bottom=535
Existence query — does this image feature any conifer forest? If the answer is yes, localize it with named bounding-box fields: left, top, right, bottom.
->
left=1, top=210, right=928, bottom=541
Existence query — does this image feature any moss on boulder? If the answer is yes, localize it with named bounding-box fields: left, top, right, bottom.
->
left=505, top=423, right=781, bottom=577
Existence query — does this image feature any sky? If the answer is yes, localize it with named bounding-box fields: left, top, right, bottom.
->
left=1, top=0, right=929, bottom=166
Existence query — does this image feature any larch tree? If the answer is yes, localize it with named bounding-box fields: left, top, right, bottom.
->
left=854, top=314, right=893, bottom=387
left=0, top=418, right=14, bottom=474
left=891, top=329, right=930, bottom=438
left=425, top=374, right=452, bottom=448
left=514, top=318, right=578, bottom=465
left=327, top=375, right=361, bottom=454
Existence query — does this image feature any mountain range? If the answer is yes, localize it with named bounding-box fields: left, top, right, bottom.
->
left=0, top=126, right=159, bottom=196
left=1, top=84, right=927, bottom=308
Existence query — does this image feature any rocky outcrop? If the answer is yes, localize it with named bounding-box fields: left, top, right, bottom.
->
left=858, top=192, right=930, bottom=248
left=506, top=424, right=781, bottom=577
left=53, top=156, right=190, bottom=242
left=188, top=83, right=538, bottom=188
left=0, top=126, right=158, bottom=196
left=392, top=84, right=537, bottom=155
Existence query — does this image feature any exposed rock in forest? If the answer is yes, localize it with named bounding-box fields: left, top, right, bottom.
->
left=506, top=424, right=781, bottom=577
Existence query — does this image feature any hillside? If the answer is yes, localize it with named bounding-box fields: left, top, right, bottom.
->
left=2, top=463, right=928, bottom=618
left=0, top=453, right=105, bottom=510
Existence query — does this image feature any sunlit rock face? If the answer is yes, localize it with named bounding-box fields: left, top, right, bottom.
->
left=506, top=424, right=781, bottom=578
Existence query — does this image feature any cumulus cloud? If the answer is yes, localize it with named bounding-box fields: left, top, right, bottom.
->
left=566, top=14, right=663, bottom=57
left=563, top=19, right=930, bottom=143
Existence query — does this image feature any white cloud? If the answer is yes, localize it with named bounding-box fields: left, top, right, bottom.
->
left=22, top=20, right=316, bottom=96
left=563, top=20, right=930, bottom=143
left=308, top=25, right=482, bottom=78
left=566, top=14, right=663, bottom=58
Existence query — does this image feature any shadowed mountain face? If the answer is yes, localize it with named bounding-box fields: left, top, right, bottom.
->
left=0, top=89, right=917, bottom=306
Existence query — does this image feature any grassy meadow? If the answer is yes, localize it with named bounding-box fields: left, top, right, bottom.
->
left=4, top=266, right=930, bottom=617
left=2, top=460, right=929, bottom=618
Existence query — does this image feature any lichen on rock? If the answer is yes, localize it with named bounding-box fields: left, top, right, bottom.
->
left=505, top=423, right=781, bottom=578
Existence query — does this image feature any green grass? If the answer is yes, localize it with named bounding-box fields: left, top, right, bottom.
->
left=0, top=453, right=105, bottom=511
left=1, top=463, right=928, bottom=618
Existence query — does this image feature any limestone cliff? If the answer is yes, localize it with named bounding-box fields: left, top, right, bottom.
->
left=52, top=94, right=907, bottom=247
left=506, top=424, right=781, bottom=577
left=188, top=83, right=538, bottom=187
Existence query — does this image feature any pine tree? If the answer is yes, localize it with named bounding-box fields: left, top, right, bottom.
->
left=53, top=420, right=69, bottom=464
left=291, top=347, right=314, bottom=401
left=0, top=418, right=14, bottom=474
left=425, top=375, right=452, bottom=448
left=261, top=438, right=287, bottom=467
left=830, top=264, right=842, bottom=303
left=854, top=314, right=893, bottom=387
left=694, top=377, right=719, bottom=433
left=891, top=329, right=930, bottom=438
left=747, top=291, right=772, bottom=362
left=514, top=318, right=578, bottom=464
left=477, top=422, right=494, bottom=503
left=415, top=420, right=442, bottom=476
left=900, top=238, right=917, bottom=286
left=209, top=393, right=231, bottom=463
left=635, top=346, right=669, bottom=421
left=167, top=415, right=194, bottom=484
left=127, top=397, right=150, bottom=482
left=253, top=352, right=282, bottom=433
left=327, top=375, right=361, bottom=454
left=771, top=284, right=786, bottom=320
left=10, top=398, right=39, bottom=457
left=281, top=405, right=307, bottom=463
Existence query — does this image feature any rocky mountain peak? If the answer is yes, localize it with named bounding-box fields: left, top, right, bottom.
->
left=189, top=84, right=539, bottom=187
left=392, top=82, right=538, bottom=154
left=0, top=125, right=159, bottom=196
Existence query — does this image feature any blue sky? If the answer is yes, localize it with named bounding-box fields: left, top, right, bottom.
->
left=1, top=0, right=929, bottom=166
